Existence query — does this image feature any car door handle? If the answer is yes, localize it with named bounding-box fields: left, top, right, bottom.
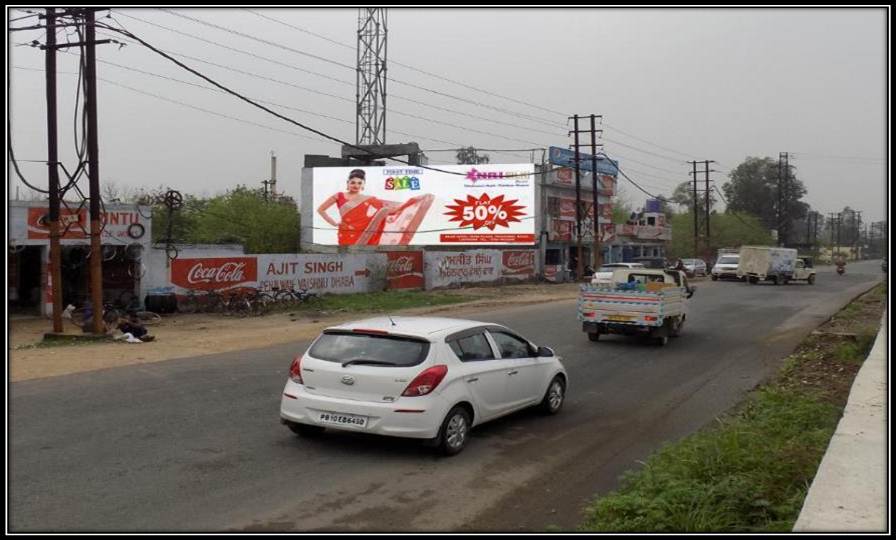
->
left=507, top=370, right=519, bottom=376
left=466, top=377, right=479, bottom=383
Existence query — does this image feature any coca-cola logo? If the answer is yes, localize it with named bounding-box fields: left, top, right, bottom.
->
left=387, top=256, right=416, bottom=274
left=171, top=257, right=258, bottom=290
left=385, top=252, right=423, bottom=289
left=187, top=262, right=246, bottom=284
left=503, top=251, right=535, bottom=271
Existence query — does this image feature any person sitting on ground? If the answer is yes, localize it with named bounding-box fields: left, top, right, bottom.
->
left=117, top=311, right=155, bottom=342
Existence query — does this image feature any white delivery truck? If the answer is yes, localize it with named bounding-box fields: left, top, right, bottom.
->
left=578, top=268, right=695, bottom=346
left=737, top=246, right=815, bottom=285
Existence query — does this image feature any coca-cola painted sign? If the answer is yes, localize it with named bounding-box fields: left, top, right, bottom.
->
left=170, top=257, right=258, bottom=291
left=386, top=251, right=424, bottom=289
left=502, top=250, right=536, bottom=279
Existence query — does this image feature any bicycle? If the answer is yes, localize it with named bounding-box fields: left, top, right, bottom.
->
left=246, top=288, right=277, bottom=316
left=67, top=301, right=123, bottom=329
left=274, top=287, right=321, bottom=309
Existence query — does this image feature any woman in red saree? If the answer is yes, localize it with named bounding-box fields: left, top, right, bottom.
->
left=317, top=169, right=435, bottom=246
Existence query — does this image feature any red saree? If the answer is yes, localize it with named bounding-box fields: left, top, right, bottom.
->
left=337, top=194, right=434, bottom=246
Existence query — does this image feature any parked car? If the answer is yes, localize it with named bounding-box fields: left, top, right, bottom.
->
left=280, top=316, right=568, bottom=456
left=590, top=262, right=646, bottom=285
left=631, top=256, right=667, bottom=269
left=711, top=253, right=742, bottom=281
left=680, top=258, right=707, bottom=277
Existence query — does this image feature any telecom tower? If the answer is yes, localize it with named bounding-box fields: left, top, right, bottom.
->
left=356, top=8, right=387, bottom=145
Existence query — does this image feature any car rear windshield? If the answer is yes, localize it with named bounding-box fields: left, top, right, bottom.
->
left=308, top=331, right=430, bottom=367
left=718, top=256, right=738, bottom=264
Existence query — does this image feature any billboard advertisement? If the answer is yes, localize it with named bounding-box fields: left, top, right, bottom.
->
left=549, top=146, right=619, bottom=176
left=312, top=164, right=535, bottom=246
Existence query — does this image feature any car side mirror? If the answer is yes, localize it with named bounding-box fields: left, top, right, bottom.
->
left=537, top=346, right=555, bottom=357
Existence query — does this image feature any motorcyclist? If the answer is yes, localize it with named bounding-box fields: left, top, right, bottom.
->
left=834, top=254, right=846, bottom=275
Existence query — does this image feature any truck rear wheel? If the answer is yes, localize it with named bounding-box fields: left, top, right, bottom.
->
left=654, top=335, right=669, bottom=346
left=588, top=332, right=600, bottom=342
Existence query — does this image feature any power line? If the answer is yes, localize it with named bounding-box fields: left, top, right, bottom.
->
left=242, top=8, right=570, bottom=121
left=601, top=121, right=698, bottom=160
left=154, top=9, right=568, bottom=130
left=118, top=10, right=708, bottom=170
left=105, top=14, right=565, bottom=141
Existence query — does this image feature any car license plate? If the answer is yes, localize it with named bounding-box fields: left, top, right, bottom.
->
left=607, top=315, right=634, bottom=322
left=318, top=411, right=368, bottom=428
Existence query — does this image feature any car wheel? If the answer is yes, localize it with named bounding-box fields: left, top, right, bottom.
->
left=438, top=406, right=471, bottom=456
left=540, top=376, right=566, bottom=415
left=287, top=422, right=325, bottom=437
left=588, top=331, right=600, bottom=342
left=808, top=274, right=815, bottom=285
left=711, top=275, right=718, bottom=281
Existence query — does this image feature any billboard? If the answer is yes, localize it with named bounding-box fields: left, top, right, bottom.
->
left=548, top=146, right=619, bottom=176
left=312, top=164, right=535, bottom=246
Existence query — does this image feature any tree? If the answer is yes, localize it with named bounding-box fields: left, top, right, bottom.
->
left=721, top=156, right=808, bottom=233
left=149, top=186, right=300, bottom=253
left=456, top=146, right=490, bottom=165
left=190, top=186, right=300, bottom=253
left=667, top=211, right=774, bottom=260
left=670, top=181, right=717, bottom=213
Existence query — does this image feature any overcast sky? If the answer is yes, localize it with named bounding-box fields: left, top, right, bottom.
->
left=7, top=7, right=889, bottom=223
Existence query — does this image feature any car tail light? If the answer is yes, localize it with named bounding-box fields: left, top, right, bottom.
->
left=401, top=365, right=448, bottom=397
left=289, top=356, right=303, bottom=384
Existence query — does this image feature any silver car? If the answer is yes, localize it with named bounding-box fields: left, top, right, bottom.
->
left=711, top=255, right=741, bottom=281
left=681, top=258, right=707, bottom=277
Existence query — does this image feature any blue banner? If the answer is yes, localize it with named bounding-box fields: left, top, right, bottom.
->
left=549, top=146, right=619, bottom=176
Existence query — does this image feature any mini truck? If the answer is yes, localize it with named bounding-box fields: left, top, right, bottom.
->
left=737, top=246, right=816, bottom=285
left=578, top=268, right=695, bottom=346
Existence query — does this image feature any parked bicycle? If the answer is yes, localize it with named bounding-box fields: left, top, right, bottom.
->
left=273, top=287, right=321, bottom=308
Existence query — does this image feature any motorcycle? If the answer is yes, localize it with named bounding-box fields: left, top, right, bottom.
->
left=836, top=264, right=845, bottom=276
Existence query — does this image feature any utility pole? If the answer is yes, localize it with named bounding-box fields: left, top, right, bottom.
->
left=835, top=214, right=841, bottom=257
left=570, top=114, right=583, bottom=281
left=777, top=152, right=790, bottom=247
left=270, top=151, right=277, bottom=198
left=704, top=160, right=714, bottom=258
left=84, top=9, right=108, bottom=335
left=828, top=213, right=837, bottom=255
left=45, top=7, right=63, bottom=333
left=589, top=114, right=603, bottom=269
left=691, top=161, right=698, bottom=256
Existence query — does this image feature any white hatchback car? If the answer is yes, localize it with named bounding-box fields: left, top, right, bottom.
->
left=280, top=316, right=568, bottom=455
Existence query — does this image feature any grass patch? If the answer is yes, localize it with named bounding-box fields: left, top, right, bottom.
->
left=291, top=290, right=475, bottom=314
left=580, top=283, right=885, bottom=532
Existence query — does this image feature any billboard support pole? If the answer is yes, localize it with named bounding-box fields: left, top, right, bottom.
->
left=570, top=115, right=583, bottom=281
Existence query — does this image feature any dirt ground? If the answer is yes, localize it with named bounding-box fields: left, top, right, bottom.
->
left=8, top=282, right=582, bottom=382
left=777, top=284, right=886, bottom=407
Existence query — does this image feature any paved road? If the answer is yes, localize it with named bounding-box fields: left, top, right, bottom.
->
left=9, top=260, right=884, bottom=532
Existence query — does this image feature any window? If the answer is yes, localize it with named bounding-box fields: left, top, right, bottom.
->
left=309, top=331, right=430, bottom=367
left=448, top=333, right=495, bottom=362
left=489, top=331, right=533, bottom=359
